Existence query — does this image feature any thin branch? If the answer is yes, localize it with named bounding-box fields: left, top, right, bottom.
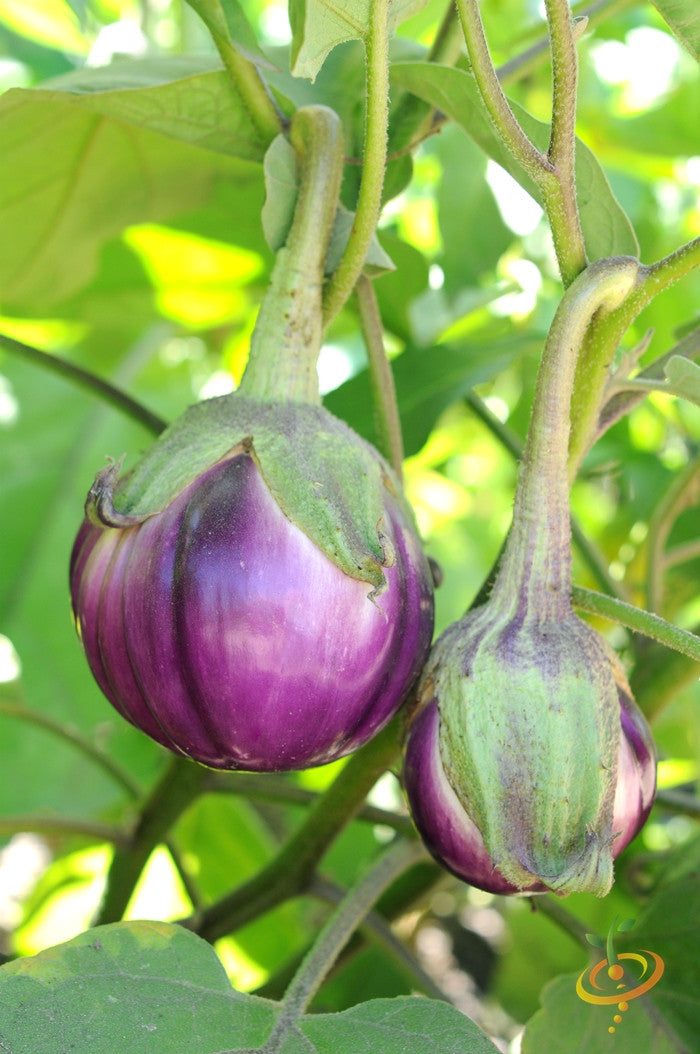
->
left=355, top=275, right=404, bottom=477
left=455, top=0, right=547, bottom=178
left=654, top=789, right=700, bottom=818
left=571, top=586, right=700, bottom=661
left=323, top=0, right=391, bottom=327
left=530, top=895, right=590, bottom=949
left=309, top=872, right=449, bottom=1003
left=0, top=816, right=127, bottom=845
left=0, top=702, right=141, bottom=798
left=264, top=840, right=428, bottom=1049
left=0, top=335, right=167, bottom=436
left=203, top=771, right=413, bottom=834
left=181, top=717, right=402, bottom=944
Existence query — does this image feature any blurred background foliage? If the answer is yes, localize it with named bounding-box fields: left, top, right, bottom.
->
left=0, top=0, right=698, bottom=1049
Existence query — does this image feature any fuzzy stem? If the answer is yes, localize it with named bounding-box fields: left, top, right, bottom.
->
left=491, top=258, right=639, bottom=617
left=322, top=0, right=391, bottom=327
left=239, top=106, right=345, bottom=403
left=544, top=0, right=587, bottom=280
left=184, top=0, right=283, bottom=146
left=355, top=275, right=404, bottom=477
left=455, top=0, right=546, bottom=178
left=569, top=237, right=700, bottom=472
left=572, top=586, right=700, bottom=661
left=260, top=840, right=427, bottom=1050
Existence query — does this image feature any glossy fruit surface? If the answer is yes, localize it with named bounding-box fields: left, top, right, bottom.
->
left=71, top=447, right=434, bottom=771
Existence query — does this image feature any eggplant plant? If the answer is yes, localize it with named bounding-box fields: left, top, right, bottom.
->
left=0, top=2, right=698, bottom=1053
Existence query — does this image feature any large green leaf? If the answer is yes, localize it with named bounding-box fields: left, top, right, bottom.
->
left=390, top=63, right=639, bottom=262
left=288, top=0, right=429, bottom=80
left=0, top=920, right=500, bottom=1053
left=324, top=336, right=538, bottom=457
left=0, top=84, right=263, bottom=313
left=522, top=838, right=700, bottom=1053
left=651, top=0, right=700, bottom=61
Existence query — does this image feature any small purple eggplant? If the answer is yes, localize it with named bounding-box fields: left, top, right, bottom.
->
left=70, top=400, right=434, bottom=772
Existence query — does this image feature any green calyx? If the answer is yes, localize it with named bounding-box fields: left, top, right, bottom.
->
left=428, top=258, right=642, bottom=896
left=432, top=608, right=620, bottom=895
left=86, top=394, right=402, bottom=592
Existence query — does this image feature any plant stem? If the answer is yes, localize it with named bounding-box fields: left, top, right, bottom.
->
left=183, top=716, right=401, bottom=944
left=94, top=755, right=206, bottom=925
left=260, top=840, right=427, bottom=1050
left=0, top=816, right=127, bottom=844
left=455, top=0, right=546, bottom=180
left=464, top=391, right=627, bottom=599
left=240, top=106, right=344, bottom=403
left=355, top=275, right=404, bottom=477
left=0, top=335, right=166, bottom=436
left=532, top=895, right=590, bottom=949
left=323, top=0, right=391, bottom=327
left=544, top=0, right=587, bottom=280
left=184, top=0, right=284, bottom=147
left=203, top=771, right=413, bottom=833
left=646, top=456, right=700, bottom=614
left=0, top=702, right=141, bottom=798
left=569, top=238, right=700, bottom=472
left=630, top=632, right=700, bottom=720
left=491, top=258, right=638, bottom=618
left=571, top=586, right=700, bottom=662
left=655, top=789, right=700, bottom=818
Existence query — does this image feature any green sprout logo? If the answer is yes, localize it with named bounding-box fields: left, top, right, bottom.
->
left=576, top=917, right=664, bottom=1035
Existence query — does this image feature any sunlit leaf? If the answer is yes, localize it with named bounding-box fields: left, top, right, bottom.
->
left=0, top=86, right=263, bottom=312
left=0, top=921, right=500, bottom=1053
left=289, top=0, right=429, bottom=80
left=651, top=0, right=700, bottom=61
left=391, top=63, right=639, bottom=261
left=0, top=0, right=88, bottom=54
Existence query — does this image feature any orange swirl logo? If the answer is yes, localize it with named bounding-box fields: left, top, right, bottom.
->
left=575, top=919, right=664, bottom=1035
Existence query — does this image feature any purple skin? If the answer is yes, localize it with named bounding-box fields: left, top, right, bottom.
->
left=403, top=694, right=656, bottom=895
left=70, top=451, right=434, bottom=771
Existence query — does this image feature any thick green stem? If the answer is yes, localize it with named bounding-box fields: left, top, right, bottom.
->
left=259, top=840, right=427, bottom=1050
left=491, top=258, right=639, bottom=618
left=569, top=238, right=700, bottom=471
left=0, top=816, right=126, bottom=844
left=239, top=106, right=345, bottom=403
left=94, top=755, right=206, bottom=925
left=355, top=275, right=404, bottom=477
left=322, top=0, right=391, bottom=327
left=183, top=716, right=401, bottom=944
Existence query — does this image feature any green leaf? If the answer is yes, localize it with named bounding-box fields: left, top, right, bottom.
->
left=651, top=0, right=700, bottom=61
left=0, top=0, right=88, bottom=54
left=0, top=921, right=274, bottom=1053
left=0, top=921, right=499, bottom=1054
left=39, top=63, right=267, bottom=161
left=0, top=85, right=263, bottom=312
left=301, top=997, right=501, bottom=1052
left=522, top=850, right=700, bottom=1053
left=664, top=355, right=700, bottom=405
left=390, top=63, right=639, bottom=261
left=289, top=0, right=430, bottom=81
left=325, top=336, right=537, bottom=457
